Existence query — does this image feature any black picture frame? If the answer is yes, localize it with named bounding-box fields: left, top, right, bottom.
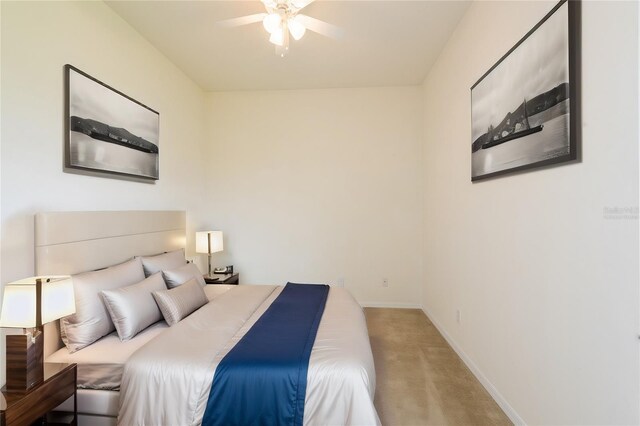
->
left=64, top=64, right=160, bottom=181
left=470, top=0, right=580, bottom=182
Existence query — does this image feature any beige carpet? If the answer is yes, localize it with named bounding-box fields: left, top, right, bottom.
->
left=365, top=308, right=512, bottom=426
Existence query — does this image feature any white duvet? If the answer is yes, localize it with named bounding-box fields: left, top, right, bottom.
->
left=118, top=285, right=380, bottom=426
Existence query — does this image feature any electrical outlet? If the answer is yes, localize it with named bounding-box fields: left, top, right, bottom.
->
left=456, top=309, right=461, bottom=324
left=382, top=278, right=389, bottom=288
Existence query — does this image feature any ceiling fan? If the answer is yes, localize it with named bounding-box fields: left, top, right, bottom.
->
left=218, top=0, right=342, bottom=57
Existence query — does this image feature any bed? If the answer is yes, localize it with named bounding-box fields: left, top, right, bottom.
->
left=36, top=211, right=379, bottom=426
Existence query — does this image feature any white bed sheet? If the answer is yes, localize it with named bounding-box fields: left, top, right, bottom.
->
left=118, top=285, right=380, bottom=426
left=46, top=321, right=168, bottom=390
left=46, top=285, right=233, bottom=391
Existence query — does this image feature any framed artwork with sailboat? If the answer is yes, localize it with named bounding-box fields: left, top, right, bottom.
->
left=470, top=0, right=580, bottom=181
left=64, top=65, right=160, bottom=181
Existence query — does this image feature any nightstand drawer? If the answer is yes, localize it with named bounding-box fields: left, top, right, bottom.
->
left=3, top=364, right=76, bottom=426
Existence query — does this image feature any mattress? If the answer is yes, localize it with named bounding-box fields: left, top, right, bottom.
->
left=46, top=285, right=234, bottom=390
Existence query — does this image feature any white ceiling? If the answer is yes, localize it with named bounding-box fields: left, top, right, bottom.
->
left=106, top=1, right=470, bottom=91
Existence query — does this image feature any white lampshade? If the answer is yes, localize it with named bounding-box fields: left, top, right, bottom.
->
left=263, top=12, right=281, bottom=34
left=0, top=276, right=75, bottom=328
left=288, top=16, right=306, bottom=41
left=269, top=27, right=285, bottom=46
left=196, top=231, right=224, bottom=254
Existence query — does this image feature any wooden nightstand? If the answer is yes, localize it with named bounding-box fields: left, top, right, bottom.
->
left=204, top=273, right=239, bottom=285
left=0, top=363, right=77, bottom=426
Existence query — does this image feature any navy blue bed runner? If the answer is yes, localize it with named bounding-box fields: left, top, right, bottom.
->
left=203, top=283, right=330, bottom=426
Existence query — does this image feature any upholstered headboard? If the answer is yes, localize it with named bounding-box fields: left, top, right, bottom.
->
left=35, top=210, right=186, bottom=357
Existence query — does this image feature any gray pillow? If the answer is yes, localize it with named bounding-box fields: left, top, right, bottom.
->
left=152, top=278, right=208, bottom=326
left=101, top=273, right=167, bottom=341
left=162, top=263, right=206, bottom=288
left=139, top=249, right=186, bottom=277
left=61, top=257, right=146, bottom=353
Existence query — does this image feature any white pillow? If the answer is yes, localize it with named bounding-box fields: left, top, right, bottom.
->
left=152, top=278, right=208, bottom=326
left=101, top=273, right=167, bottom=341
left=61, top=257, right=146, bottom=353
left=139, top=249, right=186, bottom=277
left=162, top=263, right=205, bottom=288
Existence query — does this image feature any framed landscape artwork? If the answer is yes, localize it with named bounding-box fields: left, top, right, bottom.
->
left=65, top=65, right=160, bottom=180
left=470, top=0, right=580, bottom=181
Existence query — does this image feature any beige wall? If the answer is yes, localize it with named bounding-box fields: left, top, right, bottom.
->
left=420, top=1, right=639, bottom=424
left=1, top=1, right=638, bottom=423
left=205, top=88, right=423, bottom=306
left=0, top=1, right=209, bottom=386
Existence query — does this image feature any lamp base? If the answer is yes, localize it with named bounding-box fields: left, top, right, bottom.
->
left=6, top=329, right=44, bottom=392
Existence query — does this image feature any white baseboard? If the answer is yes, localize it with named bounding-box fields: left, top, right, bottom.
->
left=360, top=301, right=422, bottom=309
left=421, top=307, right=526, bottom=425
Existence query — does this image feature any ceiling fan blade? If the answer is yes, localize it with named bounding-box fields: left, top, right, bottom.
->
left=261, top=0, right=277, bottom=11
left=217, top=13, right=267, bottom=28
left=295, top=14, right=343, bottom=39
left=291, top=0, right=315, bottom=11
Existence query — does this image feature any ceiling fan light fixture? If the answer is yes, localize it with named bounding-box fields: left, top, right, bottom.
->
left=221, top=0, right=337, bottom=57
left=287, top=16, right=306, bottom=41
left=263, top=12, right=281, bottom=34
left=269, top=27, right=285, bottom=46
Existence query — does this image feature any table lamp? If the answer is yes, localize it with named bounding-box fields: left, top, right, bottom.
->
left=196, top=231, right=224, bottom=276
left=0, top=276, right=75, bottom=392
